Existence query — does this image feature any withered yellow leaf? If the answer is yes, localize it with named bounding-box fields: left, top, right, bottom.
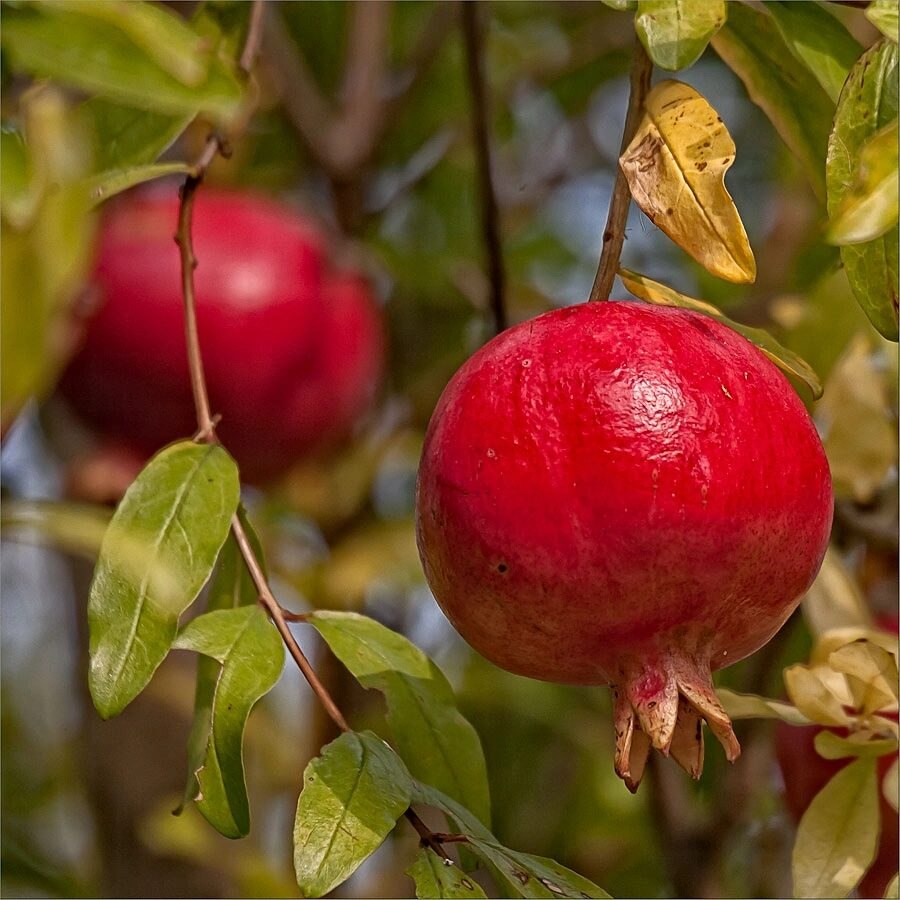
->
left=620, top=80, right=756, bottom=284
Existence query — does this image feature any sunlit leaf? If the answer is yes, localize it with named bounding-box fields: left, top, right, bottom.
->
left=885, top=873, right=900, bottom=899
left=818, top=334, right=896, bottom=503
left=828, top=640, right=899, bottom=714
left=620, top=80, right=756, bottom=283
left=634, top=1, right=726, bottom=71
left=406, top=849, right=488, bottom=899
left=827, top=119, right=899, bottom=245
left=307, top=611, right=491, bottom=826
left=791, top=757, right=879, bottom=898
left=0, top=500, right=112, bottom=560
left=712, top=2, right=832, bottom=200
left=868, top=0, right=899, bottom=43
left=764, top=1, right=860, bottom=103
left=619, top=268, right=821, bottom=398
left=827, top=40, right=899, bottom=340
left=784, top=665, right=853, bottom=728
left=1, top=4, right=243, bottom=122
left=803, top=545, right=874, bottom=637
left=85, top=162, right=193, bottom=207
left=600, top=0, right=637, bottom=9
left=172, top=605, right=284, bottom=838
left=179, top=509, right=266, bottom=817
left=814, top=730, right=898, bottom=760
left=88, top=441, right=240, bottom=718
left=884, top=758, right=899, bottom=813
left=810, top=628, right=900, bottom=667
left=718, top=689, right=811, bottom=726
left=293, top=731, right=412, bottom=898
left=0, top=128, right=38, bottom=228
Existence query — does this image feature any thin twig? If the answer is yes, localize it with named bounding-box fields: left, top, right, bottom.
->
left=588, top=39, right=652, bottom=302
left=461, top=1, right=507, bottom=335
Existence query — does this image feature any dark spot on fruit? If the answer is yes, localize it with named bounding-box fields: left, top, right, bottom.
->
left=696, top=161, right=707, bottom=172
left=497, top=563, right=508, bottom=573
left=648, top=700, right=657, bottom=709
left=666, top=207, right=674, bottom=215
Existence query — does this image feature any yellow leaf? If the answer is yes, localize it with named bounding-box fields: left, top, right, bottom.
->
left=619, top=79, right=756, bottom=283
left=791, top=757, right=880, bottom=898
left=811, top=628, right=900, bottom=667
left=884, top=758, right=899, bottom=814
left=814, top=730, right=898, bottom=760
left=885, top=872, right=899, bottom=900
left=619, top=268, right=822, bottom=398
left=784, top=664, right=854, bottom=727
left=803, top=546, right=874, bottom=638
left=718, top=688, right=811, bottom=725
left=828, top=640, right=899, bottom=715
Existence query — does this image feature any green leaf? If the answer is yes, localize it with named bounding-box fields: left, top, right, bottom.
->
left=764, top=2, right=861, bottom=103
left=867, top=0, right=899, bottom=43
left=712, top=2, right=833, bottom=200
left=307, top=611, right=491, bottom=827
left=85, top=162, right=193, bottom=207
left=293, top=731, right=413, bottom=898
left=619, top=268, right=823, bottom=399
left=885, top=758, right=899, bottom=813
left=0, top=128, right=37, bottom=228
left=601, top=0, right=637, bottom=9
left=411, top=784, right=611, bottom=900
left=1, top=5, right=243, bottom=122
left=88, top=441, right=240, bottom=718
left=406, top=849, right=488, bottom=899
left=0, top=500, right=112, bottom=560
left=885, top=873, right=900, bottom=900
left=178, top=509, right=265, bottom=815
left=827, top=119, right=899, bottom=245
left=635, top=1, right=726, bottom=71
left=813, top=730, right=898, bottom=760
left=791, top=757, right=880, bottom=898
left=718, top=689, right=811, bottom=725
left=81, top=97, right=194, bottom=171
left=827, top=40, right=899, bottom=340
left=172, top=605, right=284, bottom=838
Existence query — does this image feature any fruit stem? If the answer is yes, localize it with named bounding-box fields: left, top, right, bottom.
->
left=461, top=1, right=508, bottom=335
left=588, top=38, right=653, bottom=303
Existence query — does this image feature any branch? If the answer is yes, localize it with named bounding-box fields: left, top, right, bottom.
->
left=588, top=39, right=652, bottom=302
left=461, top=1, right=507, bottom=335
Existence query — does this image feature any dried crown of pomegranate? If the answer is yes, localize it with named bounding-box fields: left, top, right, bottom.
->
left=416, top=301, right=833, bottom=790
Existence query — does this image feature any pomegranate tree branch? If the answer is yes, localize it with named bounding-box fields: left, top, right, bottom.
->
left=461, top=1, right=507, bottom=335
left=588, top=39, right=652, bottom=303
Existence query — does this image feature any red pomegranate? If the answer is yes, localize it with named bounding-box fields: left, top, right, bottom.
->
left=58, top=189, right=384, bottom=483
left=416, top=301, right=833, bottom=789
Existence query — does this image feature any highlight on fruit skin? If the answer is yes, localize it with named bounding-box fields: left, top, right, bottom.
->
left=415, top=300, right=834, bottom=790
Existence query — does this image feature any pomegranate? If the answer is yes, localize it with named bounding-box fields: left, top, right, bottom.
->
left=416, top=301, right=833, bottom=789
left=58, top=189, right=385, bottom=483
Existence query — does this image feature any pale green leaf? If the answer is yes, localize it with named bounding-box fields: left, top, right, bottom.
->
left=619, top=268, right=822, bottom=398
left=827, top=120, right=899, bottom=245
left=764, top=1, right=861, bottom=102
left=619, top=81, right=756, bottom=283
left=884, top=758, right=899, bottom=812
left=88, top=442, right=240, bottom=718
left=0, top=128, right=38, bottom=228
left=885, top=873, right=899, bottom=899
left=406, top=849, right=488, bottom=899
left=293, top=731, right=412, bottom=898
left=0, top=500, right=112, bottom=560
left=828, top=639, right=899, bottom=713
left=712, top=2, right=833, bottom=200
left=791, top=757, right=879, bottom=898
left=173, top=605, right=284, bottom=838
left=601, top=0, right=637, bottom=8
left=827, top=40, right=899, bottom=340
left=85, top=162, right=193, bottom=208
left=814, top=730, right=898, bottom=760
left=81, top=97, right=194, bottom=171
left=307, top=611, right=491, bottom=827
left=868, top=0, right=899, bottom=43
left=635, top=1, right=726, bottom=71
left=784, top=664, right=854, bottom=728
left=718, top=689, right=811, bottom=725
left=1, top=5, right=242, bottom=123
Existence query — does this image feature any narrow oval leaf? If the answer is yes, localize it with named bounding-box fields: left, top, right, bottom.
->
left=307, top=611, right=491, bottom=827
left=1, top=5, right=242, bottom=122
left=803, top=545, right=874, bottom=637
left=620, top=80, right=756, bottom=283
left=868, top=0, right=900, bottom=43
left=827, top=119, right=899, bottom=245
left=884, top=758, right=899, bottom=812
left=173, top=605, right=284, bottom=838
left=635, top=1, right=726, bottom=71
left=178, top=509, right=266, bottom=816
left=814, top=730, right=898, bottom=760
left=81, top=97, right=194, bottom=171
left=792, top=757, right=879, bottom=898
left=718, top=689, right=811, bottom=726
left=406, top=849, right=488, bottom=900
left=88, top=441, right=240, bottom=718
left=619, top=268, right=822, bottom=398
left=712, top=3, right=832, bottom=200
left=85, top=162, right=193, bottom=208
left=885, top=873, right=900, bottom=900
left=764, top=1, right=861, bottom=103
left=293, top=731, right=412, bottom=898
left=827, top=40, right=899, bottom=340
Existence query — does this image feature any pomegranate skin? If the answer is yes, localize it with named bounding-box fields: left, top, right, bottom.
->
left=58, top=189, right=383, bottom=483
left=416, top=301, right=832, bottom=785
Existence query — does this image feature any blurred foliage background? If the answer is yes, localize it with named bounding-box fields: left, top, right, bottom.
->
left=1, top=1, right=897, bottom=898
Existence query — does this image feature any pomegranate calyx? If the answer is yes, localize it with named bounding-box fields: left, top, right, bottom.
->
left=612, top=652, right=741, bottom=792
